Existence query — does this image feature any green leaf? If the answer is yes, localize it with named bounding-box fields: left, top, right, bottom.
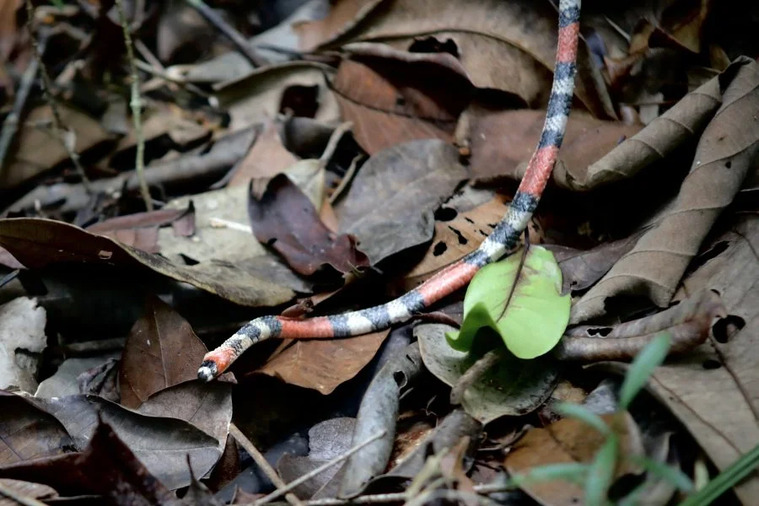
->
left=585, top=434, right=618, bottom=506
left=446, top=245, right=571, bottom=358
left=618, top=332, right=671, bottom=409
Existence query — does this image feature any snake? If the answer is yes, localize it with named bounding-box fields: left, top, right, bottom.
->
left=198, top=0, right=581, bottom=382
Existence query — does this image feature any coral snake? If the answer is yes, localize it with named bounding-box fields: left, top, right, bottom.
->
left=198, top=0, right=581, bottom=382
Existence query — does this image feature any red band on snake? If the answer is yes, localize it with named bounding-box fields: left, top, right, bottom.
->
left=198, top=0, right=581, bottom=382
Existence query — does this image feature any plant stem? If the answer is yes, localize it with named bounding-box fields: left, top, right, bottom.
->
left=114, top=0, right=153, bottom=211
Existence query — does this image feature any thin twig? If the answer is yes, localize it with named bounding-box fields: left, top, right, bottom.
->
left=0, top=29, right=44, bottom=170
left=184, top=0, right=266, bottom=67
left=318, top=121, right=352, bottom=168
left=21, top=2, right=91, bottom=191
left=0, top=479, right=49, bottom=506
left=229, top=423, right=304, bottom=506
left=254, top=430, right=387, bottom=506
left=450, top=348, right=502, bottom=405
left=114, top=0, right=153, bottom=211
left=272, top=483, right=511, bottom=505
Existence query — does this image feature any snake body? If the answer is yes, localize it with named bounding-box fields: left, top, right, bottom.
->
left=198, top=0, right=581, bottom=382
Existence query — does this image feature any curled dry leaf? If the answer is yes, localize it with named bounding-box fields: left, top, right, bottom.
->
left=332, top=44, right=472, bottom=154
left=572, top=57, right=759, bottom=323
left=0, top=218, right=294, bottom=307
left=338, top=342, right=424, bottom=498
left=504, top=411, right=644, bottom=506
left=248, top=173, right=370, bottom=275
left=461, top=108, right=642, bottom=185
left=556, top=289, right=726, bottom=362
left=256, top=329, right=389, bottom=395
left=119, top=296, right=209, bottom=409
left=335, top=139, right=468, bottom=264
left=572, top=59, right=741, bottom=192
left=644, top=214, right=759, bottom=503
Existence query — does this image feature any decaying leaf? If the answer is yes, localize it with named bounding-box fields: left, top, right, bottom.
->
left=257, top=329, right=389, bottom=395
left=573, top=58, right=742, bottom=192
left=643, top=214, right=759, bottom=503
left=1, top=104, right=111, bottom=190
left=119, top=296, right=209, bottom=408
left=228, top=118, right=298, bottom=187
left=33, top=395, right=220, bottom=490
left=339, top=342, right=424, bottom=498
left=0, top=218, right=294, bottom=307
left=572, top=57, right=759, bottom=322
left=0, top=391, right=74, bottom=466
left=557, top=290, right=725, bottom=362
left=336, top=139, right=468, bottom=264
left=332, top=44, right=472, bottom=154
left=296, top=0, right=613, bottom=116
left=505, top=411, right=644, bottom=506
left=0, top=421, right=181, bottom=503
left=447, top=246, right=570, bottom=359
left=214, top=61, right=340, bottom=130
left=548, top=232, right=644, bottom=294
left=461, top=108, right=642, bottom=185
left=86, top=204, right=195, bottom=254
left=248, top=173, right=370, bottom=275
left=417, top=324, right=558, bottom=423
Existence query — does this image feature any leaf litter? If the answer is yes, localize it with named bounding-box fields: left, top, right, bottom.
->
left=0, top=0, right=758, bottom=504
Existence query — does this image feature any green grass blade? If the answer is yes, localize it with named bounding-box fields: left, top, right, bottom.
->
left=618, top=332, right=671, bottom=409
left=555, top=402, right=610, bottom=436
left=680, top=443, right=759, bottom=506
left=585, top=434, right=618, bottom=506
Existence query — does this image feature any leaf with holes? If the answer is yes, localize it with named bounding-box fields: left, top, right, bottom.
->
left=446, top=246, right=570, bottom=358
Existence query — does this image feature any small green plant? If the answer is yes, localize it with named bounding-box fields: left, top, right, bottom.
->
left=507, top=333, right=699, bottom=505
left=446, top=245, right=570, bottom=358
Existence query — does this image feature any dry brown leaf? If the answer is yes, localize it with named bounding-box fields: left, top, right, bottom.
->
left=504, top=411, right=644, bottom=506
left=0, top=218, right=294, bottom=307
left=572, top=57, right=759, bottom=323
left=461, top=108, right=642, bottom=185
left=296, top=0, right=614, bottom=117
left=557, top=289, right=726, bottom=361
left=399, top=192, right=509, bottom=291
left=642, top=214, right=759, bottom=503
left=229, top=119, right=297, bottom=187
left=85, top=205, right=195, bottom=254
left=332, top=44, right=471, bottom=154
left=214, top=62, right=340, bottom=131
left=119, top=296, right=208, bottom=408
left=256, top=329, right=389, bottom=394
left=2, top=104, right=111, bottom=189
left=573, top=59, right=739, bottom=192
left=294, top=0, right=382, bottom=51
left=335, top=139, right=468, bottom=264
left=548, top=232, right=645, bottom=294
